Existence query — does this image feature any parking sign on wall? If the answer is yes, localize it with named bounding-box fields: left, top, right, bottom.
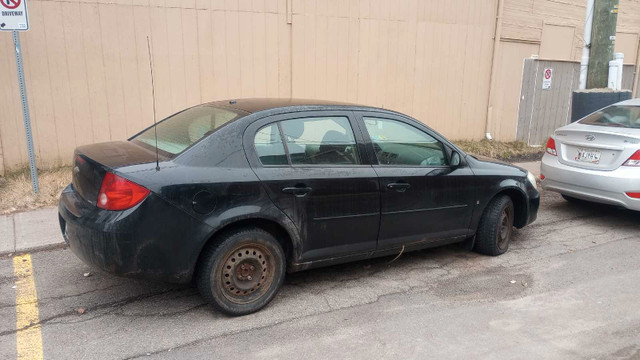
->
left=542, top=68, right=553, bottom=90
left=0, top=0, right=29, bottom=31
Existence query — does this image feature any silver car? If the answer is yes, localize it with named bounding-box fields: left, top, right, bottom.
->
left=541, top=98, right=640, bottom=211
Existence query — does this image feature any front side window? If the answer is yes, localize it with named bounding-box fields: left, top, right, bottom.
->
left=280, top=117, right=360, bottom=165
left=363, top=117, right=448, bottom=166
left=132, top=105, right=243, bottom=156
left=254, top=124, right=287, bottom=165
left=579, top=105, right=640, bottom=129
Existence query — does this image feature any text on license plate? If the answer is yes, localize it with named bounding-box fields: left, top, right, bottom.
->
left=576, top=148, right=601, bottom=163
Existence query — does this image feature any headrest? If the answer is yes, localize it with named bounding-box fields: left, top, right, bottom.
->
left=321, top=130, right=349, bottom=145
left=283, top=121, right=305, bottom=139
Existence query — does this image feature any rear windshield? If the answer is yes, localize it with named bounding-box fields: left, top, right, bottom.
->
left=132, top=105, right=243, bottom=155
left=579, top=105, right=640, bottom=129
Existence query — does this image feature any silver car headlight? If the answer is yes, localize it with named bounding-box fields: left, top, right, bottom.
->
left=527, top=171, right=538, bottom=190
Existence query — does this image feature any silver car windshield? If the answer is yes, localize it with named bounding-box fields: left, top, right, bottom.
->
left=580, top=105, right=640, bottom=129
left=132, top=105, right=243, bottom=156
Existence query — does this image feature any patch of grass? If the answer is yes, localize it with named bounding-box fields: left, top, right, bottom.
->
left=454, top=140, right=544, bottom=162
left=0, top=166, right=71, bottom=215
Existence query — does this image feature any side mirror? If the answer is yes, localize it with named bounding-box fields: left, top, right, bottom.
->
left=450, top=151, right=461, bottom=167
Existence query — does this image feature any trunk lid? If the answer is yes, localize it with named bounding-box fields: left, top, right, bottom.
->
left=72, top=141, right=165, bottom=204
left=554, top=124, right=640, bottom=171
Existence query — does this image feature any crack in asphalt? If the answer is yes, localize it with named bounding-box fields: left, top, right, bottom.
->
left=0, top=302, right=16, bottom=310
left=122, top=284, right=412, bottom=360
left=120, top=254, right=499, bottom=359
left=502, top=234, right=640, bottom=271
left=113, top=303, right=209, bottom=318
left=34, top=289, right=204, bottom=327
left=37, top=283, right=123, bottom=303
left=121, top=265, right=519, bottom=360
left=0, top=287, right=184, bottom=338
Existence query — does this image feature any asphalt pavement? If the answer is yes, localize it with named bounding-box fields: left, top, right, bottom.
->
left=1, top=185, right=640, bottom=359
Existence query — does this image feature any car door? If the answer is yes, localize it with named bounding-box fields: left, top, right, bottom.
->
left=355, top=112, right=475, bottom=250
left=245, top=110, right=380, bottom=262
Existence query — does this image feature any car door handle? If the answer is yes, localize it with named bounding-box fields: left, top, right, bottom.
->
left=386, top=182, right=411, bottom=192
left=282, top=186, right=313, bottom=197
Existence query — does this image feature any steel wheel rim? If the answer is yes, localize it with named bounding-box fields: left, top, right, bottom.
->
left=497, top=206, right=513, bottom=250
left=219, top=243, right=275, bottom=304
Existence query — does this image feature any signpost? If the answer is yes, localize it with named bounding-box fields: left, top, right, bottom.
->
left=0, top=0, right=37, bottom=193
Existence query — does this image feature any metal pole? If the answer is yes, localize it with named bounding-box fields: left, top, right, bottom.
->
left=484, top=0, right=505, bottom=141
left=579, top=0, right=595, bottom=90
left=13, top=30, right=39, bottom=193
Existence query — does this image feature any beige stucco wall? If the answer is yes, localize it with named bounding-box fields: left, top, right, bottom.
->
left=0, top=0, right=639, bottom=174
left=0, top=0, right=500, bottom=173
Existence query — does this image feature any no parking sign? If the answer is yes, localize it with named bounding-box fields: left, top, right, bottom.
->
left=0, top=0, right=29, bottom=31
left=542, top=68, right=553, bottom=90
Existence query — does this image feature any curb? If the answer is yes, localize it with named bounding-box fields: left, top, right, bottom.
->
left=2, top=242, right=68, bottom=257
left=0, top=207, right=64, bottom=256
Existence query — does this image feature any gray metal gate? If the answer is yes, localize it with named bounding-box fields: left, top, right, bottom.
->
left=516, top=58, right=636, bottom=146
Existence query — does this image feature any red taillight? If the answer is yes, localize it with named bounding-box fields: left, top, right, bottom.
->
left=626, top=192, right=640, bottom=199
left=540, top=174, right=545, bottom=180
left=623, top=150, right=640, bottom=166
left=546, top=137, right=557, bottom=156
left=97, top=172, right=150, bottom=211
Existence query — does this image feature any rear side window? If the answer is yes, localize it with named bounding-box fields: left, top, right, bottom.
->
left=254, top=124, right=287, bottom=165
left=579, top=105, right=640, bottom=129
left=132, top=105, right=243, bottom=156
left=280, top=117, right=360, bottom=165
left=363, top=117, right=448, bottom=166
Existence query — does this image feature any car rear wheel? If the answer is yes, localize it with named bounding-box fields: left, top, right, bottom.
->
left=474, top=195, right=514, bottom=256
left=197, top=227, right=285, bottom=316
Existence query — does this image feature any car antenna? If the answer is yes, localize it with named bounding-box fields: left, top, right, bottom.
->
left=146, top=35, right=160, bottom=171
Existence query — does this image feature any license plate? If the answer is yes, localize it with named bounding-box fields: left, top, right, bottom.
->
left=576, top=148, right=601, bottom=163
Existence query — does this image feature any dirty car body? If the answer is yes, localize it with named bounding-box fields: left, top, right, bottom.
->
left=59, top=99, right=539, bottom=287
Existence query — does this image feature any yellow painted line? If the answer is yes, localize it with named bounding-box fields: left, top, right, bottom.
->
left=13, top=254, right=43, bottom=360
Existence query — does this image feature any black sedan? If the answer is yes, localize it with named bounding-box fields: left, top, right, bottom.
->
left=59, top=99, right=539, bottom=316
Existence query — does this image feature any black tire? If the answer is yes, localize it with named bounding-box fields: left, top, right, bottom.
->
left=197, top=227, right=286, bottom=316
left=474, top=195, right=514, bottom=256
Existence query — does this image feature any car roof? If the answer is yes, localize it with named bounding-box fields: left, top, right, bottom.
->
left=617, top=98, right=640, bottom=106
left=204, top=98, right=364, bottom=114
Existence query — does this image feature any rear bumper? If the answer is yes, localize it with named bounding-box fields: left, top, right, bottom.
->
left=540, top=154, right=640, bottom=211
left=58, top=184, right=212, bottom=283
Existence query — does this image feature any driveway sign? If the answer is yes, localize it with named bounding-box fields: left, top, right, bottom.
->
left=0, top=0, right=29, bottom=31
left=542, top=68, right=552, bottom=90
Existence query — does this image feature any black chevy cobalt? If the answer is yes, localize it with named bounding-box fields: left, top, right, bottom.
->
left=59, top=99, right=539, bottom=316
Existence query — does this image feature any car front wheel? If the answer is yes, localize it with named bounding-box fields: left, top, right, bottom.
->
left=474, top=195, right=514, bottom=256
left=197, top=227, right=286, bottom=316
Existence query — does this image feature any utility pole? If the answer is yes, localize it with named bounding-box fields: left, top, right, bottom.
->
left=586, top=0, right=619, bottom=89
